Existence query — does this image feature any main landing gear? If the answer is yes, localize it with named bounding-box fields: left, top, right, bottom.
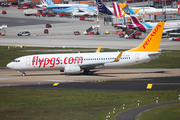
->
left=83, top=69, right=92, bottom=75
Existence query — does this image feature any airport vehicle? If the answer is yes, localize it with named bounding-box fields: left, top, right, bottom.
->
left=2, top=10, right=7, bottom=14
left=168, top=33, right=180, bottom=41
left=45, top=0, right=97, bottom=14
left=74, top=31, right=80, bottom=35
left=7, top=22, right=165, bottom=76
left=24, top=9, right=37, bottom=16
left=18, top=5, right=29, bottom=9
left=44, top=29, right=49, bottom=34
left=46, top=24, right=52, bottom=28
left=17, top=31, right=31, bottom=36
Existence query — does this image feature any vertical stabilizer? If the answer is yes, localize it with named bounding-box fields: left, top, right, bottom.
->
left=112, top=2, right=122, bottom=18
left=96, top=0, right=113, bottom=15
left=126, top=22, right=165, bottom=52
left=130, top=15, right=141, bottom=24
left=46, top=0, right=57, bottom=7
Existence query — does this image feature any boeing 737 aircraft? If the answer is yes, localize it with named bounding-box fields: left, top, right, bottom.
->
left=7, top=22, right=165, bottom=76
left=45, top=0, right=96, bottom=13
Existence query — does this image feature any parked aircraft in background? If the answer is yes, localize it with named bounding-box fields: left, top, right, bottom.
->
left=7, top=22, right=165, bottom=76
left=36, top=0, right=89, bottom=8
left=118, top=0, right=178, bottom=15
left=96, top=0, right=140, bottom=16
left=117, top=14, right=180, bottom=35
left=113, top=2, right=180, bottom=36
left=45, top=0, right=96, bottom=14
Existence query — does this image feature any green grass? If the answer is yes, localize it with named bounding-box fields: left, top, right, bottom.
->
left=136, top=103, right=180, bottom=120
left=0, top=46, right=180, bottom=68
left=0, top=88, right=180, bottom=120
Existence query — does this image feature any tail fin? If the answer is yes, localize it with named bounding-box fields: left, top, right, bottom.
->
left=130, top=15, right=141, bottom=24
left=96, top=0, right=113, bottom=15
left=40, top=0, right=47, bottom=7
left=118, top=0, right=140, bottom=15
left=45, top=0, right=57, bottom=7
left=112, top=2, right=122, bottom=18
left=126, top=22, right=165, bottom=52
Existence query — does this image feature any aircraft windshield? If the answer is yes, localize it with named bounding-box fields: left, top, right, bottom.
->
left=13, top=60, right=20, bottom=62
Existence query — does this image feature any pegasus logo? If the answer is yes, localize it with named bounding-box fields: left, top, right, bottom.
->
left=47, top=0, right=51, bottom=5
left=143, top=24, right=161, bottom=49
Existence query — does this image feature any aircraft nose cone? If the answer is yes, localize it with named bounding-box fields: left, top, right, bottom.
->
left=6, top=62, right=13, bottom=69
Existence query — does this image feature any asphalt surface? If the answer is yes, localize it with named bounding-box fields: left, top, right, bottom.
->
left=116, top=101, right=180, bottom=120
left=0, top=17, right=68, bottom=27
left=1, top=76, right=180, bottom=91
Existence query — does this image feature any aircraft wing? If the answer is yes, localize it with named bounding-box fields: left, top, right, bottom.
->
left=79, top=62, right=105, bottom=69
left=79, top=51, right=123, bottom=69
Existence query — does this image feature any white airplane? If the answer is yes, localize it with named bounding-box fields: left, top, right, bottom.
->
left=7, top=22, right=165, bottom=76
left=45, top=0, right=96, bottom=14
left=36, top=0, right=89, bottom=8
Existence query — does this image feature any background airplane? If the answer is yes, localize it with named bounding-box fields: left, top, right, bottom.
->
left=45, top=0, right=96, bottom=14
left=36, top=0, right=89, bottom=8
left=7, top=22, right=165, bottom=76
left=114, top=2, right=180, bottom=36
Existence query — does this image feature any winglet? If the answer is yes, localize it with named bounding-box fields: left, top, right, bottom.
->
left=126, top=22, right=165, bottom=52
left=96, top=46, right=101, bottom=53
left=113, top=51, right=123, bottom=62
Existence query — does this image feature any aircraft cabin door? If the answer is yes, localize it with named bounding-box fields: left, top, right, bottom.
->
left=135, top=54, right=139, bottom=62
left=26, top=57, right=31, bottom=67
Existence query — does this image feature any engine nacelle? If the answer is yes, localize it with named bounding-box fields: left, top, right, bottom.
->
left=64, top=65, right=81, bottom=74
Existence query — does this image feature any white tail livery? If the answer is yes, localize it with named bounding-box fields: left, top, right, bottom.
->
left=7, top=22, right=165, bottom=75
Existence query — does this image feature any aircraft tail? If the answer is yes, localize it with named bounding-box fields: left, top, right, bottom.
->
left=45, top=0, right=57, bottom=7
left=112, top=2, right=122, bottom=18
left=96, top=0, right=113, bottom=15
left=126, top=22, right=165, bottom=52
left=118, top=0, right=141, bottom=15
left=130, top=15, right=141, bottom=24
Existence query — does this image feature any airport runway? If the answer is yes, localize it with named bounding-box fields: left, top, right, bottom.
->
left=1, top=68, right=180, bottom=90
left=1, top=75, right=180, bottom=91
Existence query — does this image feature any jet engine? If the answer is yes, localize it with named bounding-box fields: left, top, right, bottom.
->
left=64, top=65, right=81, bottom=74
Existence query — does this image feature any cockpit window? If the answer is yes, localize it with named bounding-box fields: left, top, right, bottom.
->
left=13, top=60, right=20, bottom=62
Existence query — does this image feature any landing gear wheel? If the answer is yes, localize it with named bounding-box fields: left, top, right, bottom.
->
left=87, top=71, right=92, bottom=75
left=22, top=73, right=26, bottom=76
left=84, top=70, right=92, bottom=75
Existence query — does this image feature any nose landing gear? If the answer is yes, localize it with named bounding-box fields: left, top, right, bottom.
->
left=17, top=71, right=26, bottom=76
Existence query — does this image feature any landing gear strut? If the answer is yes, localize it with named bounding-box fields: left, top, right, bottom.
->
left=83, top=69, right=92, bottom=75
left=17, top=71, right=26, bottom=76
left=22, top=73, right=26, bottom=76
